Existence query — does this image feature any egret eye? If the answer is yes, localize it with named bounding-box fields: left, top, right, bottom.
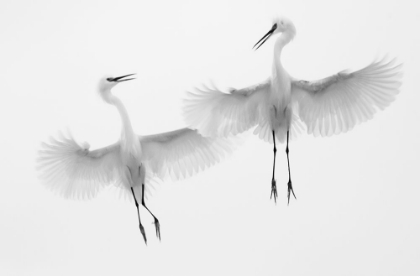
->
left=106, top=78, right=113, bottom=82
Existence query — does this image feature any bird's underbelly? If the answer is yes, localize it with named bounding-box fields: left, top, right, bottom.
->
left=253, top=95, right=293, bottom=144
left=126, top=155, right=141, bottom=171
left=269, top=104, right=291, bottom=129
left=121, top=149, right=144, bottom=188
left=267, top=87, right=291, bottom=126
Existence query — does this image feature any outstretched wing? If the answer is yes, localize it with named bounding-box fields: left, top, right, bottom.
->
left=291, top=57, right=403, bottom=137
left=139, top=128, right=235, bottom=181
left=183, top=80, right=270, bottom=137
left=36, top=133, right=124, bottom=199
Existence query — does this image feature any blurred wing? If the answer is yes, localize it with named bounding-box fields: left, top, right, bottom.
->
left=36, top=133, right=124, bottom=199
left=291, top=57, right=403, bottom=137
left=183, top=80, right=270, bottom=137
left=139, top=128, right=235, bottom=181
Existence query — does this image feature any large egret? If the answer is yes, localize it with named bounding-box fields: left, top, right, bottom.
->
left=37, top=74, right=235, bottom=244
left=183, top=17, right=403, bottom=204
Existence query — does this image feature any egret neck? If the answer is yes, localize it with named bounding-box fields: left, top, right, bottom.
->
left=271, top=27, right=296, bottom=107
left=106, top=92, right=142, bottom=157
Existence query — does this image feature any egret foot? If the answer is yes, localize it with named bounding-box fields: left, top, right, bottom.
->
left=139, top=224, right=147, bottom=244
left=153, top=218, right=161, bottom=240
left=270, top=178, right=278, bottom=203
left=287, top=179, right=296, bottom=205
left=141, top=183, right=160, bottom=241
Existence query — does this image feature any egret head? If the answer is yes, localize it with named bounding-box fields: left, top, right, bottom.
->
left=98, top=74, right=135, bottom=102
left=253, top=16, right=296, bottom=50
left=273, top=17, right=295, bottom=33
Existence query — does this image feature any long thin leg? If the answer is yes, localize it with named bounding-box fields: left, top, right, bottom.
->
left=270, top=130, right=278, bottom=203
left=131, top=187, right=147, bottom=244
left=141, top=184, right=161, bottom=240
left=286, top=130, right=296, bottom=204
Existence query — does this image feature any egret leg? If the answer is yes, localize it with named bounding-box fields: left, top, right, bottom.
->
left=286, top=130, right=296, bottom=204
left=271, top=130, right=278, bottom=203
left=131, top=187, right=147, bottom=244
left=141, top=184, right=161, bottom=240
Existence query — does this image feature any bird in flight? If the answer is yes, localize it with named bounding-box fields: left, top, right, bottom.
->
left=183, top=17, right=403, bottom=204
left=37, top=74, right=235, bottom=244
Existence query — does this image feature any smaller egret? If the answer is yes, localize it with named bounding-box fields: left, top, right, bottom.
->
left=37, top=74, right=235, bottom=244
left=183, top=17, right=403, bottom=204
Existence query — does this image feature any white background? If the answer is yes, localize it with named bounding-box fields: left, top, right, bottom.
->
left=1, top=0, right=419, bottom=275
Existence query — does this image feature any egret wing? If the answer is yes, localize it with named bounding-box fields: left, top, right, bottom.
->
left=291, top=57, right=403, bottom=137
left=139, top=128, right=235, bottom=181
left=36, top=133, right=124, bottom=199
left=183, top=80, right=270, bottom=137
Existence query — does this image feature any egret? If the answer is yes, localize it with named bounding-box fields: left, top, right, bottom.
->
left=183, top=17, right=403, bottom=204
left=37, top=74, right=235, bottom=244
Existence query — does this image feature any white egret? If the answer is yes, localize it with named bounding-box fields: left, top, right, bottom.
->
left=183, top=17, right=403, bottom=204
left=37, top=74, right=235, bottom=244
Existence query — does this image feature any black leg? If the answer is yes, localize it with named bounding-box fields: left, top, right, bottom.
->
left=286, top=130, right=296, bottom=204
left=141, top=184, right=161, bottom=240
left=131, top=187, right=147, bottom=244
left=271, top=130, right=278, bottom=203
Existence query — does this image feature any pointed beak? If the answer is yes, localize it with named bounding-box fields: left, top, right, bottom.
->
left=109, top=74, right=136, bottom=82
left=253, top=24, right=277, bottom=50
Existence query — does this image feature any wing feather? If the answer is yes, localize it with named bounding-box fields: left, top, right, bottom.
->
left=36, top=133, right=124, bottom=199
left=183, top=80, right=270, bottom=137
left=291, top=57, right=402, bottom=137
left=139, top=128, right=235, bottom=181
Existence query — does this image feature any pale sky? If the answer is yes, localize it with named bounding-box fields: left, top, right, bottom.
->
left=1, top=0, right=419, bottom=275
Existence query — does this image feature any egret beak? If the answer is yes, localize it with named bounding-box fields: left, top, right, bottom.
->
left=108, top=74, right=136, bottom=82
left=253, top=23, right=277, bottom=50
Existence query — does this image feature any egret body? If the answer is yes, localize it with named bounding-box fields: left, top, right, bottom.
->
left=37, top=75, right=235, bottom=243
left=183, top=17, right=402, bottom=203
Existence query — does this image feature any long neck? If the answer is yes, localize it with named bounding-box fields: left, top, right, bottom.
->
left=104, top=92, right=138, bottom=151
left=273, top=29, right=295, bottom=72
left=271, top=29, right=295, bottom=104
left=109, top=95, right=135, bottom=137
left=100, top=87, right=141, bottom=156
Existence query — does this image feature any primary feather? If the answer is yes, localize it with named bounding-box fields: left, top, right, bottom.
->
left=37, top=128, right=235, bottom=200
left=183, top=81, right=270, bottom=137
left=291, top=57, right=403, bottom=137
left=140, top=128, right=235, bottom=180
left=37, top=133, right=124, bottom=199
left=184, top=58, right=402, bottom=141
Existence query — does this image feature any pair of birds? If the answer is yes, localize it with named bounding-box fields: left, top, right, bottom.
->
left=37, top=17, right=402, bottom=244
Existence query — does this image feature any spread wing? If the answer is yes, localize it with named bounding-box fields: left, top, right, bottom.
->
left=291, top=57, right=403, bottom=137
left=36, top=133, right=124, bottom=199
left=139, top=128, right=235, bottom=181
left=183, top=80, right=270, bottom=137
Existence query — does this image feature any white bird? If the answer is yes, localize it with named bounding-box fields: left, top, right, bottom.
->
left=37, top=74, right=235, bottom=244
left=183, top=17, right=403, bottom=204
